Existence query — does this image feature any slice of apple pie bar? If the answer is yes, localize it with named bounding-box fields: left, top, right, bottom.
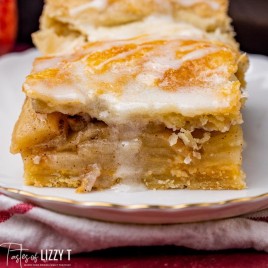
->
left=11, top=0, right=248, bottom=192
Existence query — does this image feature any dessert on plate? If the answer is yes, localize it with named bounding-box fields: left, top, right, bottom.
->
left=11, top=0, right=248, bottom=192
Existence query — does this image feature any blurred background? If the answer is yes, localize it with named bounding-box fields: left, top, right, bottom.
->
left=0, top=0, right=268, bottom=56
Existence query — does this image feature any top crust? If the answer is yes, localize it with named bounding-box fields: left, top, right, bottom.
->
left=23, top=37, right=244, bottom=130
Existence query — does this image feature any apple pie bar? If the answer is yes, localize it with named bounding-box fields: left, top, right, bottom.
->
left=33, top=0, right=236, bottom=55
left=11, top=0, right=248, bottom=192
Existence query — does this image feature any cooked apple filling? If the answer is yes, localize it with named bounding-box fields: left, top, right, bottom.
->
left=11, top=98, right=245, bottom=192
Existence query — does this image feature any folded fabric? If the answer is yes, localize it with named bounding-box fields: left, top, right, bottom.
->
left=1, top=194, right=268, bottom=253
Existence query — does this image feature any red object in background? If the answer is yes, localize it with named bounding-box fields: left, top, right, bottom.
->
left=0, top=0, right=17, bottom=55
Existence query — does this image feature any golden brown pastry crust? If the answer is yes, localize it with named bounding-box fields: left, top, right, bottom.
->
left=23, top=38, right=245, bottom=131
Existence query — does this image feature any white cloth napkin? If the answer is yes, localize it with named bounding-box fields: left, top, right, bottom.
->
left=1, top=194, right=268, bottom=253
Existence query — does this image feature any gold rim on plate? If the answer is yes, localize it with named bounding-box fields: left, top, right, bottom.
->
left=1, top=184, right=268, bottom=210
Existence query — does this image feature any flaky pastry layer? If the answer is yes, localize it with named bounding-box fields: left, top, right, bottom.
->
left=23, top=38, right=247, bottom=131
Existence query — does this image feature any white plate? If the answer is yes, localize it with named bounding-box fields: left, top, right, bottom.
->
left=0, top=50, right=268, bottom=224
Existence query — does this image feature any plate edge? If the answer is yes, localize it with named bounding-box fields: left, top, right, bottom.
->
left=1, top=184, right=268, bottom=210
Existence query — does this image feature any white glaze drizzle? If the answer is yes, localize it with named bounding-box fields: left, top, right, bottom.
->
left=176, top=0, right=221, bottom=10
left=70, top=0, right=107, bottom=15
left=84, top=16, right=206, bottom=42
left=139, top=42, right=220, bottom=85
left=25, top=37, right=234, bottom=121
